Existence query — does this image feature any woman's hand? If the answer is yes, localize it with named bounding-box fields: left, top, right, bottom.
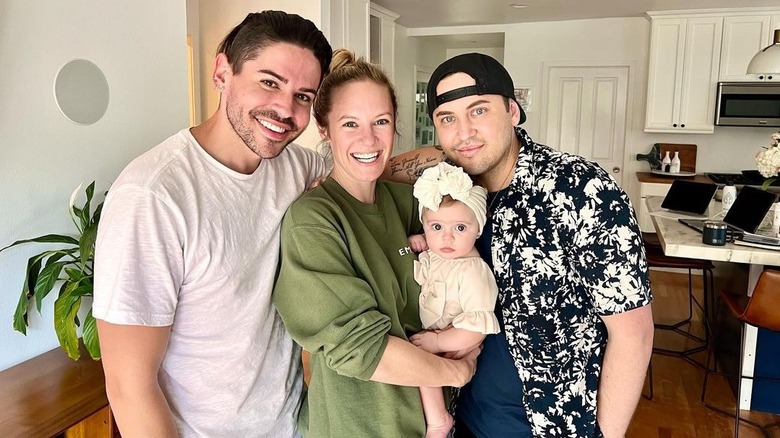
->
left=454, top=346, right=481, bottom=387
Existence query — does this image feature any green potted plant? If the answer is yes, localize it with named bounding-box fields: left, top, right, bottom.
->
left=0, top=181, right=103, bottom=360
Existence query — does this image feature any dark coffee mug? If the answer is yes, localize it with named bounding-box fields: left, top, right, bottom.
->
left=702, top=221, right=735, bottom=246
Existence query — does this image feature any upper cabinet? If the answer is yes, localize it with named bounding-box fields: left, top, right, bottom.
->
left=720, top=14, right=780, bottom=82
left=645, top=8, right=780, bottom=134
left=323, top=1, right=398, bottom=80
left=369, top=4, right=399, bottom=79
left=324, top=0, right=370, bottom=59
left=645, top=16, right=723, bottom=134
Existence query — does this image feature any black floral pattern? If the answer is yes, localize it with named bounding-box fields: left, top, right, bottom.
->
left=489, top=128, right=652, bottom=437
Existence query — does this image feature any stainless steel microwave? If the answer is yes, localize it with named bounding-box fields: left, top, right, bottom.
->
left=715, top=82, right=780, bottom=127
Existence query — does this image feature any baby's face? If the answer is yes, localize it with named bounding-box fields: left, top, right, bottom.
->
left=422, top=201, right=480, bottom=260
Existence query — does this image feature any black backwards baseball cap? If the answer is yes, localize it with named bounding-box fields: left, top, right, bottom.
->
left=426, top=53, right=526, bottom=125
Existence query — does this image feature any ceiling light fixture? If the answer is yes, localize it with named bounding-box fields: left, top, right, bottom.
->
left=747, top=29, right=780, bottom=74
left=510, top=3, right=527, bottom=9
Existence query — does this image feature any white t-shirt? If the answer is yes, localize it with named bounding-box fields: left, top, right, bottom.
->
left=93, top=129, right=327, bottom=437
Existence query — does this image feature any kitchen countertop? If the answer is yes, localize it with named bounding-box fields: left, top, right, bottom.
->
left=646, top=196, right=780, bottom=265
left=636, top=171, right=713, bottom=184
left=637, top=171, right=780, bottom=194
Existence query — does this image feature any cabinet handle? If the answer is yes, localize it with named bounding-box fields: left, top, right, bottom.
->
left=769, top=75, right=774, bottom=80
left=681, top=124, right=685, bottom=128
left=759, top=75, right=765, bottom=80
left=612, top=166, right=621, bottom=174
left=672, top=123, right=678, bottom=127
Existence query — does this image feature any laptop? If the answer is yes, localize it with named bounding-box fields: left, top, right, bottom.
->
left=659, top=180, right=718, bottom=217
left=726, top=186, right=780, bottom=245
left=679, top=185, right=779, bottom=245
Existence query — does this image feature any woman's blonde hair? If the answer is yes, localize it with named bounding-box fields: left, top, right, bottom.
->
left=313, top=48, right=398, bottom=131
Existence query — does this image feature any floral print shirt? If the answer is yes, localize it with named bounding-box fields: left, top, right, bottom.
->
left=489, top=127, right=652, bottom=437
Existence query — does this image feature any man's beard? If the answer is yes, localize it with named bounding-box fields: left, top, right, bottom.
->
left=226, top=102, right=300, bottom=159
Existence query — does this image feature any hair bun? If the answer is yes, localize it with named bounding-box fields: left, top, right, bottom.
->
left=329, top=49, right=358, bottom=73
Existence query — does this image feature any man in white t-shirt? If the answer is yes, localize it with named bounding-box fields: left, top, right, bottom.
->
left=93, top=11, right=332, bottom=437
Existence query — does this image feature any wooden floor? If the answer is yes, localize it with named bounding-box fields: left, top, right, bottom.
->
left=627, top=270, right=780, bottom=438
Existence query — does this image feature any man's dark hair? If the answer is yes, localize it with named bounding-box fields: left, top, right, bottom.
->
left=217, top=11, right=332, bottom=82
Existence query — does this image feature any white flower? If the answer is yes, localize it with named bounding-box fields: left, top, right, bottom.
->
left=68, top=182, right=84, bottom=226
left=756, top=131, right=780, bottom=179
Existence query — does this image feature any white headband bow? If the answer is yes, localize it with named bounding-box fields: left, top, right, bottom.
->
left=413, top=162, right=488, bottom=235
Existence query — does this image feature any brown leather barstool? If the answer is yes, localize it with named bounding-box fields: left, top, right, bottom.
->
left=643, top=233, right=715, bottom=361
left=701, top=269, right=780, bottom=437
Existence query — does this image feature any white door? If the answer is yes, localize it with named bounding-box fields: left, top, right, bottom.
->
left=541, top=63, right=631, bottom=186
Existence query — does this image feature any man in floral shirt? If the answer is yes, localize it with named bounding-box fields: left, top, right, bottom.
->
left=385, top=53, right=653, bottom=438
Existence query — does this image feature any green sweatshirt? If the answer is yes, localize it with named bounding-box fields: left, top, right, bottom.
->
left=273, top=178, right=425, bottom=438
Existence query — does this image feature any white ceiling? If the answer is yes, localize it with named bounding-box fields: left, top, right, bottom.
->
left=372, top=0, right=780, bottom=29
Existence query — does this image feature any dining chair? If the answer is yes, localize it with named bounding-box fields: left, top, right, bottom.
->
left=701, top=268, right=780, bottom=437
left=643, top=232, right=714, bottom=363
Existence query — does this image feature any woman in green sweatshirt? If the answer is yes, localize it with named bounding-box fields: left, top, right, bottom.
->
left=272, top=49, right=480, bottom=438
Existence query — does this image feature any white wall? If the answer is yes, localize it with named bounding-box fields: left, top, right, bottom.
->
left=197, top=0, right=325, bottom=151
left=393, top=23, right=417, bottom=154
left=187, top=0, right=203, bottom=125
left=393, top=31, right=449, bottom=153
left=0, top=0, right=190, bottom=370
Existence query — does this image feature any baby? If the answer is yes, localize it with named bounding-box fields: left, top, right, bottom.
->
left=409, top=162, right=500, bottom=438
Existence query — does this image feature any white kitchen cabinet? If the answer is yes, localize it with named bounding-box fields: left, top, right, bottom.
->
left=719, top=14, right=780, bottom=82
left=323, top=0, right=370, bottom=59
left=645, top=17, right=723, bottom=134
left=369, top=4, right=399, bottom=80
left=323, top=1, right=398, bottom=80
left=766, top=15, right=780, bottom=82
left=638, top=181, right=672, bottom=233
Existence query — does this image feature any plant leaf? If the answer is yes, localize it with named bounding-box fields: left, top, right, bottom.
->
left=92, top=200, right=105, bottom=225
left=11, top=252, right=48, bottom=333
left=0, top=234, right=79, bottom=252
left=79, top=182, right=96, bottom=232
left=75, top=279, right=93, bottom=296
left=79, top=223, right=98, bottom=268
left=82, top=309, right=101, bottom=360
left=33, top=258, right=66, bottom=312
left=13, top=289, right=30, bottom=335
left=64, top=267, right=84, bottom=282
left=68, top=182, right=84, bottom=231
left=54, top=283, right=83, bottom=361
left=85, top=181, right=95, bottom=203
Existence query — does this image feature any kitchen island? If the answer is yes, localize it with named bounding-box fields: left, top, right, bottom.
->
left=647, top=195, right=780, bottom=412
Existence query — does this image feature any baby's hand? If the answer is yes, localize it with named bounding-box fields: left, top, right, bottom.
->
left=410, top=330, right=440, bottom=354
left=408, top=234, right=428, bottom=253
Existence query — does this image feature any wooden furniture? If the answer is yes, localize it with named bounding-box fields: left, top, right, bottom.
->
left=657, top=143, right=697, bottom=173
left=0, top=346, right=114, bottom=438
left=647, top=195, right=780, bottom=411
